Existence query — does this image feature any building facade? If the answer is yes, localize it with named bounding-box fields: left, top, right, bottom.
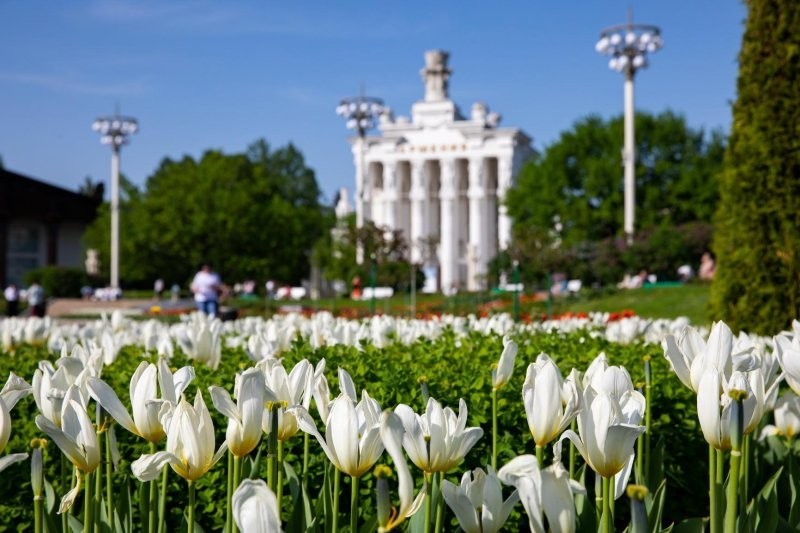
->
left=0, top=168, right=101, bottom=287
left=347, top=50, right=534, bottom=292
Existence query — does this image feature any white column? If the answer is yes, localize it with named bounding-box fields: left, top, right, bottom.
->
left=353, top=137, right=368, bottom=264
left=497, top=155, right=513, bottom=251
left=409, top=160, right=426, bottom=263
left=623, top=74, right=635, bottom=245
left=110, top=147, right=120, bottom=289
left=439, top=158, right=457, bottom=292
left=382, top=161, right=398, bottom=231
left=468, top=157, right=485, bottom=291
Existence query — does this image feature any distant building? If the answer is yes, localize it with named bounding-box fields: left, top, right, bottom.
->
left=0, top=168, right=101, bottom=287
left=345, top=50, right=535, bottom=291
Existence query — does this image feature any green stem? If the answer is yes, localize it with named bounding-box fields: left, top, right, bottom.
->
left=34, top=495, right=43, bottom=533
left=350, top=475, right=360, bottom=533
left=277, top=441, right=284, bottom=519
left=424, top=473, right=433, bottom=533
left=332, top=468, right=341, bottom=533
left=94, top=432, right=102, bottom=533
left=83, top=471, right=93, bottom=533
left=725, top=448, right=742, bottom=533
left=302, top=432, right=310, bottom=487
left=644, top=358, right=652, bottom=485
left=740, top=433, right=750, bottom=510
left=715, top=448, right=724, bottom=533
left=232, top=455, right=241, bottom=533
left=709, top=445, right=717, bottom=533
left=569, top=420, right=576, bottom=480
left=158, top=467, right=168, bottom=533
left=636, top=431, right=644, bottom=484
left=601, top=475, right=611, bottom=533
left=226, top=451, right=233, bottom=533
left=187, top=480, right=196, bottom=533
left=595, top=473, right=603, bottom=524
left=491, top=388, right=498, bottom=470
left=61, top=454, right=69, bottom=533
left=535, top=445, right=544, bottom=468
left=148, top=442, right=158, bottom=533
left=434, top=473, right=444, bottom=533
left=105, top=428, right=113, bottom=525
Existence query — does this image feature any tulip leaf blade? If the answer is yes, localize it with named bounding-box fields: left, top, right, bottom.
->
left=645, top=478, right=667, bottom=533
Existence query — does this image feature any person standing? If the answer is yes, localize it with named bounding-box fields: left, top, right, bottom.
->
left=3, top=284, right=20, bottom=316
left=27, top=281, right=45, bottom=317
left=190, top=263, right=221, bottom=317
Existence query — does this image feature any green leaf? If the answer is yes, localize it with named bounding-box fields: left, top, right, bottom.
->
left=645, top=479, right=667, bottom=533
left=671, top=517, right=705, bottom=533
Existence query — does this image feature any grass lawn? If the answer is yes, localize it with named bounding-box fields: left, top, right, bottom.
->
left=532, top=283, right=712, bottom=326
left=228, top=282, right=712, bottom=326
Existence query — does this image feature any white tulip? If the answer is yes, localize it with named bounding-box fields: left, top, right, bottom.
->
left=523, top=354, right=581, bottom=447
left=258, top=359, right=312, bottom=441
left=492, top=335, right=518, bottom=390
left=761, top=393, right=800, bottom=440
left=131, top=391, right=227, bottom=482
left=394, top=397, right=483, bottom=474
left=35, top=385, right=100, bottom=474
left=293, top=391, right=383, bottom=477
left=697, top=369, right=763, bottom=450
left=557, top=386, right=645, bottom=479
left=377, top=411, right=426, bottom=532
left=442, top=466, right=518, bottom=533
left=774, top=320, right=800, bottom=394
left=232, top=479, right=283, bottom=533
left=87, top=359, right=194, bottom=443
left=209, top=367, right=267, bottom=457
left=498, top=455, right=584, bottom=533
left=0, top=372, right=31, bottom=472
left=178, top=316, right=222, bottom=370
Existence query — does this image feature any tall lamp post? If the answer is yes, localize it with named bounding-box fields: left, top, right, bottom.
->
left=92, top=111, right=138, bottom=290
left=596, top=12, right=662, bottom=245
left=336, top=88, right=385, bottom=264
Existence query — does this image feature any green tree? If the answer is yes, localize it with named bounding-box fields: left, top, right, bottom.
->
left=84, top=140, right=329, bottom=288
left=711, top=0, right=800, bottom=333
left=505, top=111, right=725, bottom=286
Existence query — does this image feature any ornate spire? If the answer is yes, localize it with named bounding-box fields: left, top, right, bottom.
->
left=420, top=50, right=451, bottom=102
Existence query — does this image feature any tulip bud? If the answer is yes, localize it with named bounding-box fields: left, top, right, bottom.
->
left=627, top=484, right=648, bottom=533
left=729, top=389, right=748, bottom=451
left=31, top=447, right=43, bottom=498
left=374, top=464, right=393, bottom=528
left=417, top=376, right=429, bottom=405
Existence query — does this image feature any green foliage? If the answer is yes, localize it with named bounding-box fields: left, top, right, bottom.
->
left=83, top=139, right=330, bottom=290
left=22, top=266, right=93, bottom=298
left=0, top=330, right=711, bottom=531
left=710, top=1, right=800, bottom=333
left=506, top=111, right=724, bottom=286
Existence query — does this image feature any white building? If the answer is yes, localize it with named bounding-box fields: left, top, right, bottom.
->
left=346, top=50, right=534, bottom=292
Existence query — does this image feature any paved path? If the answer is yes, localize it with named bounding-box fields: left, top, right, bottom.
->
left=46, top=298, right=197, bottom=317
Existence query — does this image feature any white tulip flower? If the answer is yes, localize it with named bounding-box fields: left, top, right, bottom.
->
left=87, top=359, right=194, bottom=443
left=376, top=410, right=426, bottom=532
left=258, top=359, right=312, bottom=441
left=232, top=479, right=283, bottom=533
left=394, top=397, right=483, bottom=474
left=35, top=385, right=100, bottom=474
left=178, top=316, right=222, bottom=370
left=697, top=369, right=763, bottom=450
left=492, top=335, right=518, bottom=390
left=557, top=386, right=645, bottom=479
left=523, top=354, right=581, bottom=447
left=0, top=372, right=31, bottom=473
left=774, top=320, right=800, bottom=395
left=131, top=391, right=227, bottom=482
left=761, top=393, right=800, bottom=440
left=498, top=455, right=584, bottom=533
left=293, top=391, right=383, bottom=477
left=209, top=367, right=267, bottom=457
left=442, top=466, right=518, bottom=533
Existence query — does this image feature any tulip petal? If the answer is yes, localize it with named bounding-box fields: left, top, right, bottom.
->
left=0, top=452, right=27, bottom=473
left=291, top=406, right=339, bottom=470
left=442, top=480, right=481, bottom=533
left=35, top=414, right=84, bottom=471
left=338, top=367, right=357, bottom=402
left=0, top=372, right=31, bottom=410
left=209, top=386, right=241, bottom=423
left=541, top=464, right=577, bottom=533
left=58, top=480, right=82, bottom=514
left=613, top=453, right=635, bottom=500
left=328, top=396, right=359, bottom=476
left=131, top=451, right=180, bottom=482
left=233, top=479, right=283, bottom=533
left=87, top=377, right=138, bottom=436
left=697, top=370, right=723, bottom=449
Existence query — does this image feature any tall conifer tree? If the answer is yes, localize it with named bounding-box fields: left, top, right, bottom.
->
left=711, top=0, right=800, bottom=332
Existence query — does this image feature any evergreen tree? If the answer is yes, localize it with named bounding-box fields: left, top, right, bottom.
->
left=711, top=0, right=800, bottom=332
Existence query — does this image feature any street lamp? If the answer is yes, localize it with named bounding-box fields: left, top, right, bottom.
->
left=92, top=110, right=138, bottom=290
left=512, top=260, right=520, bottom=322
left=336, top=88, right=385, bottom=264
left=369, top=252, right=377, bottom=316
left=596, top=12, right=662, bottom=245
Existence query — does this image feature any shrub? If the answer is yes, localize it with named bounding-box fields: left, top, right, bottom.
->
left=23, top=266, right=89, bottom=298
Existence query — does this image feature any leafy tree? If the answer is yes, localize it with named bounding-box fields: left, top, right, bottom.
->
left=84, top=140, right=329, bottom=289
left=506, top=111, right=724, bottom=285
left=711, top=0, right=800, bottom=333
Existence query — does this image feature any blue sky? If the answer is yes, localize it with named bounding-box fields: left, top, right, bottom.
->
left=0, top=1, right=746, bottom=205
